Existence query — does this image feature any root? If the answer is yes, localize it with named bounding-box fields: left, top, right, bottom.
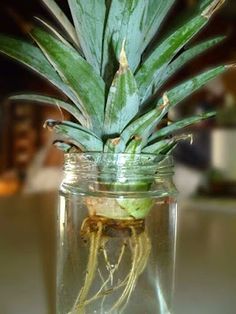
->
left=108, top=227, right=139, bottom=313
left=69, top=216, right=151, bottom=314
left=108, top=227, right=151, bottom=313
left=121, top=232, right=144, bottom=311
left=79, top=240, right=127, bottom=307
left=120, top=232, right=151, bottom=312
left=71, top=221, right=102, bottom=314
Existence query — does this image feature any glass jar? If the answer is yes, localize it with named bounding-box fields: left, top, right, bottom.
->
left=57, top=153, right=178, bottom=314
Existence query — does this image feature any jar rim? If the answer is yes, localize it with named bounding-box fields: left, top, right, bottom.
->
left=64, top=152, right=174, bottom=168
left=63, top=152, right=175, bottom=182
left=62, top=152, right=176, bottom=197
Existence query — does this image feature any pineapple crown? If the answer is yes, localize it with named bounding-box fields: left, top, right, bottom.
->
left=0, top=0, right=230, bottom=155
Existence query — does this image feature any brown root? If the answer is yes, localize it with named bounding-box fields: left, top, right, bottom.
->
left=70, top=216, right=151, bottom=314
left=81, top=215, right=145, bottom=238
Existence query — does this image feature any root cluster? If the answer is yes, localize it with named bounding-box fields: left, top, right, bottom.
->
left=70, top=216, right=151, bottom=314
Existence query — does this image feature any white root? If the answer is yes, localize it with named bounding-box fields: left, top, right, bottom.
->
left=81, top=240, right=127, bottom=307
left=69, top=218, right=151, bottom=314
left=108, top=227, right=148, bottom=313
left=71, top=222, right=102, bottom=314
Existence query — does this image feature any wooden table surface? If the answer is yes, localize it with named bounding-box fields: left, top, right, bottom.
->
left=0, top=193, right=236, bottom=314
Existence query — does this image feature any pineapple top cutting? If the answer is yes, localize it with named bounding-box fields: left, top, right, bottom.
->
left=0, top=0, right=230, bottom=156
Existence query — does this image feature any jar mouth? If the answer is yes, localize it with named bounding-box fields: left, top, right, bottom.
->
left=62, top=153, right=176, bottom=197
left=63, top=152, right=174, bottom=183
left=64, top=152, right=174, bottom=170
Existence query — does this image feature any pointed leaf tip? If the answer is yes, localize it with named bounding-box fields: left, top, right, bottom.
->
left=202, top=0, right=225, bottom=19
left=111, top=137, right=121, bottom=146
left=226, top=63, right=236, bottom=70
left=44, top=119, right=61, bottom=130
left=174, top=133, right=193, bottom=144
left=119, top=40, right=128, bottom=70
left=158, top=93, right=170, bottom=110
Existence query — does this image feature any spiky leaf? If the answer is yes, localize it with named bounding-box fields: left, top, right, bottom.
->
left=0, top=34, right=86, bottom=114
left=125, top=136, right=142, bottom=154
left=53, top=140, right=78, bottom=153
left=68, top=0, right=106, bottom=74
left=156, top=36, right=225, bottom=90
left=103, top=138, right=119, bottom=153
left=41, top=0, right=80, bottom=48
left=142, top=0, right=175, bottom=52
left=102, top=0, right=148, bottom=82
left=148, top=111, right=216, bottom=143
left=31, top=28, right=105, bottom=135
left=118, top=65, right=226, bottom=151
left=45, top=120, right=103, bottom=151
left=104, top=46, right=140, bottom=135
left=158, top=65, right=226, bottom=109
left=143, top=134, right=192, bottom=154
left=9, top=94, right=87, bottom=126
left=35, top=17, right=74, bottom=47
left=135, top=0, right=225, bottom=102
left=117, top=96, right=170, bottom=152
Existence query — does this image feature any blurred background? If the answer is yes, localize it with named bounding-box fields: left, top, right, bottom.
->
left=0, top=1, right=236, bottom=314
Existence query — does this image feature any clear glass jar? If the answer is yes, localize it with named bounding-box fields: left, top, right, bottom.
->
left=57, top=153, right=177, bottom=314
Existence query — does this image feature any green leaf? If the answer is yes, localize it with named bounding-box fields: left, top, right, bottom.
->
left=102, top=0, right=148, bottom=82
left=135, top=0, right=225, bottom=102
left=118, top=65, right=226, bottom=151
left=143, top=134, right=192, bottom=154
left=31, top=27, right=105, bottom=136
left=9, top=94, right=88, bottom=126
left=201, top=0, right=225, bottom=12
left=104, top=46, right=140, bottom=135
left=156, top=36, right=225, bottom=90
left=0, top=35, right=89, bottom=118
left=68, top=0, right=106, bottom=74
left=116, top=95, right=170, bottom=152
left=53, top=140, right=79, bottom=153
left=142, top=138, right=172, bottom=154
left=45, top=120, right=103, bottom=151
left=148, top=111, right=216, bottom=143
left=41, top=0, right=80, bottom=48
left=158, top=65, right=226, bottom=110
left=125, top=136, right=142, bottom=154
left=142, top=0, right=175, bottom=52
left=103, top=138, right=120, bottom=153
left=199, top=0, right=212, bottom=9
left=35, top=17, right=74, bottom=48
